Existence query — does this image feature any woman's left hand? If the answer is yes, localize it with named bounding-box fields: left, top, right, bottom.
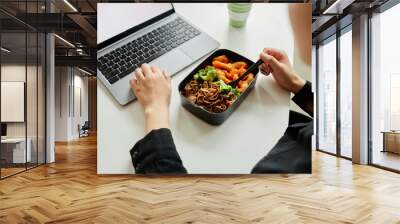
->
left=130, top=63, right=172, bottom=133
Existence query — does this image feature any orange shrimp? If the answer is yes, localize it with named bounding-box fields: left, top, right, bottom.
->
left=229, top=69, right=240, bottom=81
left=232, top=74, right=239, bottom=81
left=212, top=60, right=233, bottom=71
left=242, top=73, right=254, bottom=82
left=232, top=61, right=247, bottom=69
left=238, top=67, right=246, bottom=76
left=237, top=82, right=249, bottom=92
left=225, top=70, right=233, bottom=80
left=216, top=69, right=230, bottom=83
left=213, top=55, right=229, bottom=63
left=237, top=73, right=254, bottom=92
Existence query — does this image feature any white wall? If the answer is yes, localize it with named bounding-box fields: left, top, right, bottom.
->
left=1, top=65, right=37, bottom=138
left=54, top=67, right=89, bottom=141
left=1, top=65, right=26, bottom=134
left=71, top=73, right=89, bottom=138
left=55, top=66, right=69, bottom=141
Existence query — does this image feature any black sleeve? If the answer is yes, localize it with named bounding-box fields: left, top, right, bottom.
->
left=130, top=128, right=187, bottom=174
left=291, top=81, right=313, bottom=117
left=251, top=111, right=313, bottom=174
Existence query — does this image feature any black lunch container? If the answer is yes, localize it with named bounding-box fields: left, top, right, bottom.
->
left=178, top=49, right=259, bottom=125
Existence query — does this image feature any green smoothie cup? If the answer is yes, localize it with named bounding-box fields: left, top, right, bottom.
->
left=227, top=3, right=252, bottom=28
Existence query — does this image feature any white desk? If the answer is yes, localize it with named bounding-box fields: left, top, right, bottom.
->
left=1, top=138, right=31, bottom=163
left=98, top=3, right=293, bottom=174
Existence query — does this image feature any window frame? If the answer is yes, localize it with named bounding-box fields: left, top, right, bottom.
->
left=367, top=0, right=400, bottom=173
left=315, top=24, right=353, bottom=161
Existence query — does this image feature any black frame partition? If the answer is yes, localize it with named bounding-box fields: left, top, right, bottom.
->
left=316, top=0, right=400, bottom=173
left=0, top=0, right=47, bottom=180
left=336, top=29, right=341, bottom=158
left=367, top=0, right=400, bottom=173
left=0, top=6, right=29, bottom=178
left=338, top=24, right=353, bottom=160
left=315, top=33, right=338, bottom=157
left=315, top=24, right=353, bottom=160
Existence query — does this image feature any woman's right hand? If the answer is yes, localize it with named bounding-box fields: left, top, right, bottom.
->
left=259, top=48, right=305, bottom=94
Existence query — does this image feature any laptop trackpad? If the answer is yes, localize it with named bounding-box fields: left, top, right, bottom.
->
left=149, top=49, right=192, bottom=75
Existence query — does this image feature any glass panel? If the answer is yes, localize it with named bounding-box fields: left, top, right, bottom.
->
left=339, top=29, right=352, bottom=158
left=1, top=30, right=27, bottom=177
left=371, top=3, right=400, bottom=171
left=26, top=0, right=39, bottom=169
left=0, top=1, right=46, bottom=178
left=27, top=31, right=38, bottom=169
left=317, top=37, right=337, bottom=154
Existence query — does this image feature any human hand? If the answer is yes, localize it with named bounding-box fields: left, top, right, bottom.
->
left=130, top=64, right=171, bottom=133
left=259, top=48, right=306, bottom=94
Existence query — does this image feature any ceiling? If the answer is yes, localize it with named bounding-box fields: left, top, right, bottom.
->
left=0, top=0, right=103, bottom=72
left=0, top=0, right=395, bottom=71
left=312, top=0, right=392, bottom=43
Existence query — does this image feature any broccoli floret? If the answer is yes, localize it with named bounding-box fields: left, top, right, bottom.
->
left=217, top=80, right=233, bottom=92
left=194, top=66, right=217, bottom=81
left=232, top=88, right=241, bottom=96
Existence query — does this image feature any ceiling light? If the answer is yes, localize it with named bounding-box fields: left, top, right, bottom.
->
left=322, top=0, right=354, bottom=15
left=54, top=34, right=75, bottom=48
left=323, top=0, right=342, bottom=14
left=63, top=0, right=78, bottom=12
left=1, top=47, right=11, bottom=53
left=76, top=48, right=84, bottom=55
left=78, top=67, right=93, bottom=76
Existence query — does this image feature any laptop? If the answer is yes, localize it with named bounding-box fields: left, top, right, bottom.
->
left=97, top=3, right=220, bottom=105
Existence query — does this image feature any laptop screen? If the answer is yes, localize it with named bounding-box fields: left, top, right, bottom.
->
left=97, top=3, right=174, bottom=47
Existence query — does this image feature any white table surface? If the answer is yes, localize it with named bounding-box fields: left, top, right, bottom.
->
left=97, top=3, right=293, bottom=174
left=1, top=138, right=26, bottom=143
left=1, top=137, right=32, bottom=163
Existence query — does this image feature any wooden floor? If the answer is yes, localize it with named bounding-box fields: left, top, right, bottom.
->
left=1, top=135, right=400, bottom=224
left=373, top=150, right=400, bottom=171
left=1, top=163, right=45, bottom=178
left=1, top=167, right=26, bottom=178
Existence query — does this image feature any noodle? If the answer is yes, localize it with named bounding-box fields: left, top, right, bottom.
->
left=183, top=80, right=237, bottom=113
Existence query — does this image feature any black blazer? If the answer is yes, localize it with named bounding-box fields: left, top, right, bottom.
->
left=130, top=81, right=313, bottom=174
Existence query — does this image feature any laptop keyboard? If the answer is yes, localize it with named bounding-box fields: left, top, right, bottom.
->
left=98, top=17, right=201, bottom=84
